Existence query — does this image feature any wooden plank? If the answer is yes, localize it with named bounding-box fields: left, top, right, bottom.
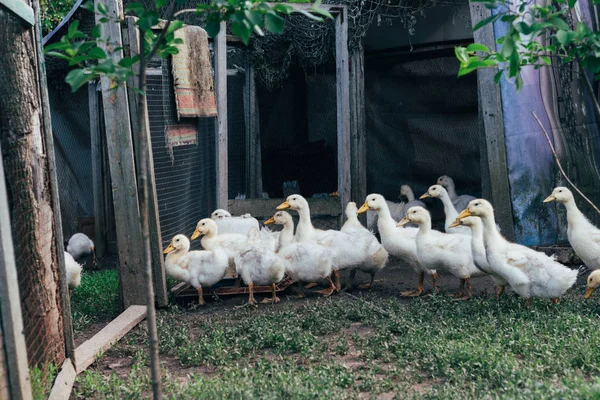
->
left=95, top=0, right=147, bottom=308
left=124, top=17, right=168, bottom=308
left=89, top=81, right=106, bottom=258
left=75, top=306, right=146, bottom=374
left=469, top=3, right=515, bottom=241
left=243, top=58, right=262, bottom=199
left=228, top=197, right=342, bottom=219
left=215, top=21, right=228, bottom=208
left=335, top=6, right=351, bottom=228
left=0, top=0, right=34, bottom=26
left=47, top=359, right=76, bottom=400
left=0, top=144, right=32, bottom=400
left=32, top=0, right=75, bottom=362
left=349, top=42, right=367, bottom=223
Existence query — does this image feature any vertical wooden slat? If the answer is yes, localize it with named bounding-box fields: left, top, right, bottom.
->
left=336, top=6, right=351, bottom=227
left=0, top=143, right=32, bottom=400
left=89, top=81, right=106, bottom=258
left=32, top=0, right=75, bottom=363
left=95, top=0, right=146, bottom=308
left=469, top=3, right=515, bottom=240
left=244, top=58, right=262, bottom=199
left=214, top=22, right=228, bottom=208
left=349, top=42, right=367, bottom=222
left=124, top=17, right=167, bottom=307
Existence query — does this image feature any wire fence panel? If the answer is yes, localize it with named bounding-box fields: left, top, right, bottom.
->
left=147, top=56, right=217, bottom=250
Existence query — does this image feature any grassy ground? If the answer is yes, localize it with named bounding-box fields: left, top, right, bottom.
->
left=72, top=289, right=600, bottom=399
left=70, top=269, right=120, bottom=333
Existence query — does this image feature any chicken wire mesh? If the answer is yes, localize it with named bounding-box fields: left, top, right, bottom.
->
left=1, top=126, right=65, bottom=370
left=147, top=56, right=217, bottom=250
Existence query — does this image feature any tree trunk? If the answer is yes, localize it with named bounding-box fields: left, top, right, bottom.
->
left=0, top=4, right=65, bottom=368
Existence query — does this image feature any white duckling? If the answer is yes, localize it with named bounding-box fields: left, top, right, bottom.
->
left=266, top=211, right=335, bottom=297
left=420, top=184, right=471, bottom=235
left=399, top=206, right=485, bottom=300
left=544, top=187, right=600, bottom=271
left=342, top=202, right=388, bottom=290
left=449, top=216, right=509, bottom=299
left=211, top=209, right=232, bottom=220
left=234, top=228, right=286, bottom=305
left=277, top=195, right=388, bottom=294
left=64, top=251, right=82, bottom=295
left=66, top=233, right=96, bottom=266
left=456, top=199, right=578, bottom=303
left=358, top=194, right=438, bottom=296
left=191, top=218, right=248, bottom=278
left=163, top=234, right=229, bottom=306
left=437, top=175, right=476, bottom=214
left=585, top=270, right=600, bottom=299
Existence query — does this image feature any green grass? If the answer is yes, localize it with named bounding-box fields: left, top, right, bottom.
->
left=30, top=363, right=57, bottom=400
left=73, top=292, right=600, bottom=399
left=70, top=270, right=120, bottom=332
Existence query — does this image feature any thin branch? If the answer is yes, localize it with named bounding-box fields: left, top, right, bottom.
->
left=173, top=8, right=198, bottom=17
left=531, top=111, right=600, bottom=215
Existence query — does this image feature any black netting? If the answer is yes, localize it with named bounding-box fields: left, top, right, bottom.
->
left=147, top=56, right=217, bottom=250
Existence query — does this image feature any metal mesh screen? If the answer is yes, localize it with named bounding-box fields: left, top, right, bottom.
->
left=48, top=84, right=94, bottom=240
left=147, top=56, right=217, bottom=250
left=227, top=47, right=247, bottom=199
left=2, top=125, right=65, bottom=369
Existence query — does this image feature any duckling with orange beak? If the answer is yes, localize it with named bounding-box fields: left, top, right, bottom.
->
left=586, top=270, right=600, bottom=299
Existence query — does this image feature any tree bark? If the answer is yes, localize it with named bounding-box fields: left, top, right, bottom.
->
left=0, top=4, right=65, bottom=368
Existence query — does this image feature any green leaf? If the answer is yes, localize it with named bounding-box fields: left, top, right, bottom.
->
left=118, top=55, right=139, bottom=68
left=494, top=69, right=503, bottom=84
left=205, top=20, right=221, bottom=37
left=65, top=68, right=95, bottom=92
left=87, top=47, right=107, bottom=59
left=296, top=9, right=324, bottom=22
left=568, top=0, right=577, bottom=7
left=231, top=21, right=251, bottom=45
left=265, top=13, right=285, bottom=34
left=458, top=66, right=479, bottom=77
left=500, top=33, right=515, bottom=58
left=97, top=1, right=108, bottom=15
left=81, top=0, right=94, bottom=12
left=549, top=17, right=570, bottom=31
left=125, top=2, right=145, bottom=15
left=508, top=50, right=519, bottom=77
left=473, top=13, right=501, bottom=32
left=556, top=30, right=570, bottom=45
left=67, top=20, right=80, bottom=39
left=45, top=51, right=72, bottom=61
left=137, top=11, right=159, bottom=31
left=272, top=3, right=293, bottom=15
left=540, top=56, right=551, bottom=65
left=466, top=43, right=490, bottom=53
left=454, top=46, right=469, bottom=64
left=311, top=0, right=334, bottom=20
left=156, top=0, right=168, bottom=7
left=91, top=24, right=102, bottom=38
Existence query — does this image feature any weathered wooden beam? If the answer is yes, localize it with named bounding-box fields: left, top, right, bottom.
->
left=335, top=6, right=351, bottom=228
left=95, top=0, right=147, bottom=308
left=89, top=82, right=106, bottom=258
left=215, top=21, right=228, bottom=208
left=469, top=3, right=515, bottom=240
left=0, top=144, right=32, bottom=400
left=228, top=197, right=342, bottom=219
left=0, top=0, right=34, bottom=26
left=349, top=42, right=367, bottom=222
left=124, top=17, right=168, bottom=308
left=74, top=305, right=146, bottom=374
left=244, top=58, right=262, bottom=199
left=32, top=0, right=75, bottom=362
left=47, top=358, right=76, bottom=400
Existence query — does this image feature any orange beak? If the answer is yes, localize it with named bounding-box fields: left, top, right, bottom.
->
left=585, top=286, right=595, bottom=299
left=264, top=217, right=275, bottom=225
left=163, top=243, right=175, bottom=254
left=276, top=200, right=290, bottom=210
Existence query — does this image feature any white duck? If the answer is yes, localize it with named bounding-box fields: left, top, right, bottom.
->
left=449, top=216, right=509, bottom=298
left=277, top=195, right=388, bottom=294
left=544, top=187, right=600, bottom=271
left=266, top=211, right=335, bottom=297
left=210, top=209, right=260, bottom=236
left=342, top=202, right=388, bottom=290
left=64, top=251, right=82, bottom=295
left=367, top=195, right=406, bottom=233
left=66, top=233, right=95, bottom=266
left=399, top=207, right=485, bottom=300
left=585, top=269, right=600, bottom=299
left=191, top=218, right=248, bottom=278
left=420, top=184, right=471, bottom=235
left=456, top=199, right=578, bottom=303
left=358, top=194, right=438, bottom=296
left=437, top=175, right=476, bottom=213
left=234, top=228, right=286, bottom=305
left=163, top=234, right=229, bottom=306
left=211, top=209, right=232, bottom=219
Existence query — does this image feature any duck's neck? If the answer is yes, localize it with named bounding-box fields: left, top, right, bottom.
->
left=438, top=192, right=459, bottom=223
left=295, top=206, right=315, bottom=241
left=564, top=198, right=590, bottom=229
left=445, top=183, right=458, bottom=200
left=376, top=204, right=397, bottom=235
left=417, top=220, right=432, bottom=235
left=279, top=221, right=294, bottom=249
left=405, top=188, right=415, bottom=202
left=480, top=214, right=505, bottom=252
left=165, top=249, right=189, bottom=279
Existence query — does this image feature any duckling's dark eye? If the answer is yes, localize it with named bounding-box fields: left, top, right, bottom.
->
left=202, top=223, right=205, bottom=226
left=558, top=190, right=562, bottom=193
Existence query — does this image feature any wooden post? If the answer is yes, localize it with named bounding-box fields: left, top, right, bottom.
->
left=89, top=81, right=106, bottom=258
left=214, top=22, right=228, bottom=208
left=244, top=58, right=262, bottom=199
left=335, top=6, right=351, bottom=227
left=469, top=3, right=515, bottom=240
left=95, top=0, right=147, bottom=308
left=123, top=18, right=168, bottom=307
left=349, top=42, right=367, bottom=223
left=32, top=0, right=76, bottom=363
left=0, top=144, right=32, bottom=400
